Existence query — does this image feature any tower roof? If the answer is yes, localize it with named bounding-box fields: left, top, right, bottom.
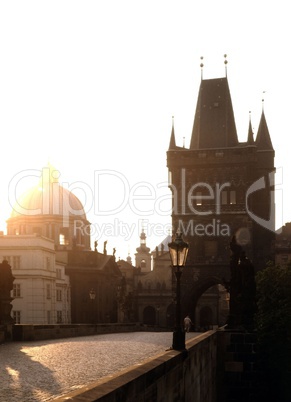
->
left=190, top=77, right=238, bottom=149
left=168, top=116, right=177, bottom=150
left=247, top=114, right=255, bottom=144
left=256, top=110, right=274, bottom=150
left=135, top=229, right=150, bottom=253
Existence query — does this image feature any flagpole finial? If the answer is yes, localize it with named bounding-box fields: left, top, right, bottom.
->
left=200, top=56, right=204, bottom=80
left=224, top=54, right=228, bottom=77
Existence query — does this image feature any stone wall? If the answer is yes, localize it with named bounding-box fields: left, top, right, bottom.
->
left=12, top=323, right=144, bottom=342
left=53, top=330, right=217, bottom=402
left=216, top=330, right=260, bottom=402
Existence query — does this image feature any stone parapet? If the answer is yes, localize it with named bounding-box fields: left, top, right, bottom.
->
left=52, top=330, right=217, bottom=402
left=12, top=323, right=143, bottom=342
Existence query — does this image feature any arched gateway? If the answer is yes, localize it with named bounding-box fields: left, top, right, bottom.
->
left=180, top=265, right=230, bottom=329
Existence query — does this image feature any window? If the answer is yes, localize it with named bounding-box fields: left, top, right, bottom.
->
left=56, top=289, right=62, bottom=301
left=56, top=269, right=61, bottom=279
left=13, top=311, right=21, bottom=324
left=46, top=257, right=51, bottom=270
left=47, top=311, right=51, bottom=324
left=57, top=311, right=62, bottom=323
left=196, top=191, right=202, bottom=206
left=46, top=284, right=51, bottom=299
left=13, top=256, right=20, bottom=269
left=230, top=190, right=236, bottom=205
left=221, top=191, right=228, bottom=205
left=168, top=170, right=173, bottom=185
left=13, top=284, right=21, bottom=298
left=59, top=227, right=69, bottom=245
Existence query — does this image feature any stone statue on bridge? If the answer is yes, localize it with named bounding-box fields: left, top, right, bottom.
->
left=0, top=260, right=15, bottom=325
left=227, top=236, right=256, bottom=331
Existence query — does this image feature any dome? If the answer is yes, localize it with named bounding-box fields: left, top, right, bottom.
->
left=10, top=166, right=87, bottom=220
left=7, top=165, right=91, bottom=250
left=10, top=183, right=87, bottom=220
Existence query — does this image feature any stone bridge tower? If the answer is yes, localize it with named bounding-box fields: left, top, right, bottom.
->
left=167, top=66, right=275, bottom=320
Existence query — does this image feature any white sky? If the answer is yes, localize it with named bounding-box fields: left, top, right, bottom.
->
left=0, top=1, right=290, bottom=260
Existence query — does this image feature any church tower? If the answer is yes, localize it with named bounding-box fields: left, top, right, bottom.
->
left=167, top=63, right=275, bottom=269
left=135, top=229, right=151, bottom=272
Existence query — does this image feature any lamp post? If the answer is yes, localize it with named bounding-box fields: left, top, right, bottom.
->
left=89, top=288, right=96, bottom=323
left=168, top=232, right=189, bottom=350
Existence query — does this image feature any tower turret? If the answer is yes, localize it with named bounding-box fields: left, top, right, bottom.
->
left=135, top=229, right=151, bottom=272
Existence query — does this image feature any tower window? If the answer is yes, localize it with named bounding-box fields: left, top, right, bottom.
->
left=230, top=190, right=236, bottom=204
left=196, top=192, right=202, bottom=206
left=221, top=191, right=228, bottom=205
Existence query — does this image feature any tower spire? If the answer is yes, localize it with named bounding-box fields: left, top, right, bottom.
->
left=256, top=108, right=273, bottom=150
left=247, top=111, right=255, bottom=144
left=168, top=115, right=177, bottom=149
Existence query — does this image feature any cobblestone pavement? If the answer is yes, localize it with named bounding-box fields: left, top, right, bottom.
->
left=0, top=331, right=200, bottom=402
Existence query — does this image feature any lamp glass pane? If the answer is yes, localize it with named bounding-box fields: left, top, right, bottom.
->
left=169, top=247, right=178, bottom=266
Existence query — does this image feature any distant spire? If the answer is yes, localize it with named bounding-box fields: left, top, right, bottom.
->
left=126, top=247, right=132, bottom=265
left=200, top=56, right=204, bottom=80
left=168, top=115, right=177, bottom=149
left=247, top=111, right=255, bottom=144
left=136, top=227, right=150, bottom=253
left=224, top=54, right=228, bottom=77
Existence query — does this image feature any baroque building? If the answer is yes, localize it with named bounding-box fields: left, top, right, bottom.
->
left=2, top=165, right=120, bottom=324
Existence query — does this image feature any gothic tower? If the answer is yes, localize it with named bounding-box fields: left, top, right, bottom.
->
left=167, top=71, right=275, bottom=270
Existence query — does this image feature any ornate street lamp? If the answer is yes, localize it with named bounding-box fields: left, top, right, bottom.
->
left=168, top=232, right=189, bottom=350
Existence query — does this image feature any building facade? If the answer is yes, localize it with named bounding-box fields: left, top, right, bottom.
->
left=3, top=165, right=120, bottom=324
left=0, top=234, right=70, bottom=324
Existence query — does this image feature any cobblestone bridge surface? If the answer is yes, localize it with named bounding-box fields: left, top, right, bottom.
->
left=0, top=331, right=200, bottom=402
